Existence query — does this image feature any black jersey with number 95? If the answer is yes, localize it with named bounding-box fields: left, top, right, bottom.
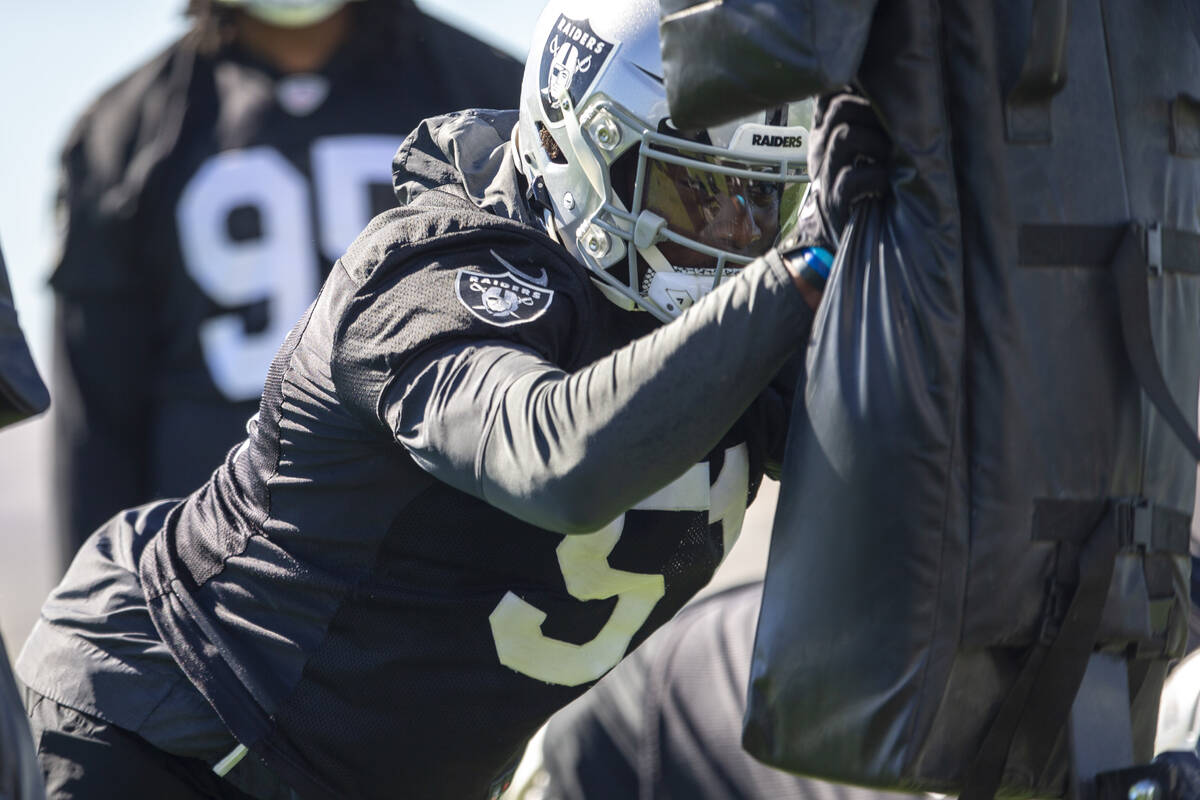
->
left=50, top=18, right=522, bottom=552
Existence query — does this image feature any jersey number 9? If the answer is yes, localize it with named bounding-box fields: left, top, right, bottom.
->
left=177, top=137, right=400, bottom=401
left=489, top=444, right=750, bottom=686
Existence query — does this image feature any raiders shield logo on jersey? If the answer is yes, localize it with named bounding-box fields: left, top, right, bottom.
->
left=539, top=15, right=616, bottom=123
left=456, top=267, right=555, bottom=327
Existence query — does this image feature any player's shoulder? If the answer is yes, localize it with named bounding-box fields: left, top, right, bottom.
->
left=324, top=216, right=599, bottom=425
left=339, top=211, right=596, bottom=353
left=61, top=34, right=199, bottom=187
left=431, top=239, right=591, bottom=338
left=65, top=36, right=192, bottom=151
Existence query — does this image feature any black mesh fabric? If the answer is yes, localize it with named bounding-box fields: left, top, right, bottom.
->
left=259, top=426, right=757, bottom=798
left=136, top=109, right=781, bottom=798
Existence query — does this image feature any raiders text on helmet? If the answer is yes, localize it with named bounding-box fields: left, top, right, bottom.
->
left=515, top=0, right=810, bottom=321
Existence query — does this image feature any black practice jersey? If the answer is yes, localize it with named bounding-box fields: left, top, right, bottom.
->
left=540, top=582, right=931, bottom=800
left=23, top=110, right=810, bottom=800
left=50, top=14, right=523, bottom=554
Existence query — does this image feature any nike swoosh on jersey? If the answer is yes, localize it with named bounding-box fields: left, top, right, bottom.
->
left=491, top=249, right=549, bottom=287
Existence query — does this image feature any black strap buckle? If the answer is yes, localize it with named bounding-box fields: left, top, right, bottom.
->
left=1146, top=222, right=1163, bottom=276
left=1114, top=497, right=1154, bottom=552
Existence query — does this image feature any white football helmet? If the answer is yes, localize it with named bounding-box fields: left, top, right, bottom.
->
left=213, top=0, right=360, bottom=27
left=515, top=0, right=810, bottom=321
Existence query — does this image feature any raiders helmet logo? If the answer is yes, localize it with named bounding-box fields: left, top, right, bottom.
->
left=456, top=267, right=555, bottom=327
left=539, top=15, right=616, bottom=123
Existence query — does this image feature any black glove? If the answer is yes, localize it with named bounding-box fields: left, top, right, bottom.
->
left=788, top=89, right=891, bottom=254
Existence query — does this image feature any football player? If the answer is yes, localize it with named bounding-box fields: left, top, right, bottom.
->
left=19, top=0, right=877, bottom=797
left=50, top=0, right=522, bottom=570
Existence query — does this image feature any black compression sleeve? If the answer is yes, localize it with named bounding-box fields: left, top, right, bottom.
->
left=387, top=252, right=812, bottom=533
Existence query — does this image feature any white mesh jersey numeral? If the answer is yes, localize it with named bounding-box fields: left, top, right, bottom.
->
left=176, top=136, right=401, bottom=401
left=489, top=444, right=749, bottom=686
left=311, top=136, right=399, bottom=261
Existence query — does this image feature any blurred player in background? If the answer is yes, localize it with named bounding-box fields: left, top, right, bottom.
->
left=50, top=0, right=522, bottom=570
left=0, top=239, right=51, bottom=800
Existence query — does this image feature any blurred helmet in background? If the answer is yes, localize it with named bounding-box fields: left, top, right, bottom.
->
left=212, top=0, right=360, bottom=27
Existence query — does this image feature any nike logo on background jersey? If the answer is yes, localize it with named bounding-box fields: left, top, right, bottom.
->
left=491, top=250, right=549, bottom=287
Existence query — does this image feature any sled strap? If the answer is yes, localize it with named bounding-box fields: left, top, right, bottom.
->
left=1019, top=222, right=1200, bottom=461
left=1018, top=222, right=1200, bottom=274
left=1006, top=0, right=1070, bottom=143
left=960, top=498, right=1123, bottom=800
left=1110, top=225, right=1200, bottom=460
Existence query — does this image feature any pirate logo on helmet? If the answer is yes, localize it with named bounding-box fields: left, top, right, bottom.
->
left=539, top=15, right=615, bottom=124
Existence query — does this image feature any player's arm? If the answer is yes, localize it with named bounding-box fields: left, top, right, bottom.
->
left=50, top=135, right=154, bottom=555
left=387, top=252, right=812, bottom=534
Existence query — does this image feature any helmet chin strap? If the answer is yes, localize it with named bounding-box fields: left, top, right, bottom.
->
left=631, top=212, right=715, bottom=318
left=581, top=231, right=713, bottom=321
left=642, top=260, right=716, bottom=316
left=638, top=241, right=673, bottom=274
left=592, top=279, right=641, bottom=312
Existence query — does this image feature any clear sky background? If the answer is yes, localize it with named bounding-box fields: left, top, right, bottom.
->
left=0, top=0, right=545, bottom=372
